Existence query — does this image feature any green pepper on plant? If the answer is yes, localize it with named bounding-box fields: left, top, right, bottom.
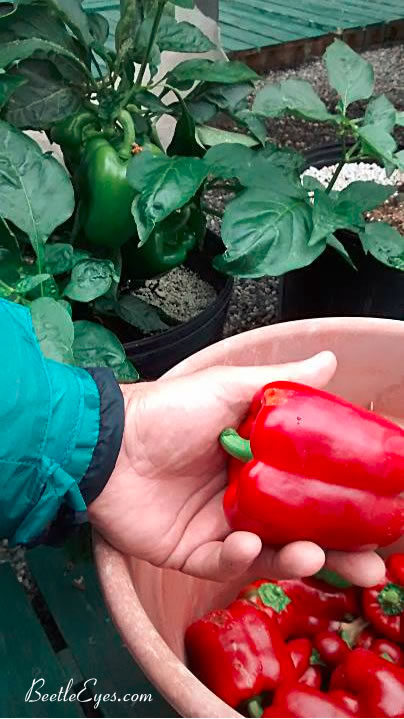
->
left=122, top=205, right=206, bottom=279
left=50, top=111, right=100, bottom=174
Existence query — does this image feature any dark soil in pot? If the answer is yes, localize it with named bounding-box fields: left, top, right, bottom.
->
left=102, top=231, right=233, bottom=379
left=279, top=144, right=404, bottom=323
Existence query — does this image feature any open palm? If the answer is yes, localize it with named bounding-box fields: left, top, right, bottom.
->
left=88, top=352, right=385, bottom=587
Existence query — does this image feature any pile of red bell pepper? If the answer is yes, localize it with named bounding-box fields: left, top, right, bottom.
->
left=185, top=555, right=404, bottom=717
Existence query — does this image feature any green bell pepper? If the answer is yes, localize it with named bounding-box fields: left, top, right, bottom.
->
left=50, top=111, right=99, bottom=174
left=122, top=206, right=206, bottom=279
left=77, top=110, right=163, bottom=250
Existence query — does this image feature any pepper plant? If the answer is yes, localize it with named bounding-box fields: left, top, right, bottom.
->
left=0, top=0, right=403, bottom=375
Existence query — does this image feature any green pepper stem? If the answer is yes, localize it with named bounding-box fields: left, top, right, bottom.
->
left=246, top=697, right=263, bottom=718
left=116, top=109, right=136, bottom=160
left=220, top=428, right=253, bottom=462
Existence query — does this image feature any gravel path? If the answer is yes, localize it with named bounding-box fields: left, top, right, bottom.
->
left=221, top=43, right=404, bottom=337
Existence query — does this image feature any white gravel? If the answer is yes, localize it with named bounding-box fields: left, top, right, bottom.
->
left=302, top=162, right=404, bottom=191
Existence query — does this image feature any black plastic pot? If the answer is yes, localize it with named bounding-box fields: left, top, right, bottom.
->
left=122, top=231, right=233, bottom=378
left=279, top=144, right=404, bottom=322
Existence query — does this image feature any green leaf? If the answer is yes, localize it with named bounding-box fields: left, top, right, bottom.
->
left=358, top=124, right=397, bottom=169
left=253, top=78, right=333, bottom=122
left=0, top=3, right=86, bottom=67
left=204, top=143, right=256, bottom=178
left=396, top=111, right=404, bottom=127
left=261, top=143, right=305, bottom=173
left=315, top=568, right=352, bottom=588
left=44, top=242, right=74, bottom=275
left=309, top=189, right=364, bottom=246
left=324, top=39, right=374, bottom=111
left=0, top=73, right=26, bottom=109
left=168, top=100, right=204, bottom=157
left=115, top=358, right=139, bottom=383
left=168, top=59, right=259, bottom=87
left=127, top=151, right=207, bottom=243
left=302, top=175, right=325, bottom=191
left=5, top=59, right=82, bottom=129
left=235, top=109, right=267, bottom=146
left=0, top=121, right=74, bottom=252
left=30, top=296, right=74, bottom=364
left=0, top=218, right=21, bottom=285
left=336, top=181, right=395, bottom=213
left=73, top=320, right=126, bottom=373
left=238, top=157, right=305, bottom=196
left=364, top=94, right=396, bottom=134
left=135, top=89, right=173, bottom=115
left=360, top=222, right=404, bottom=270
left=327, top=234, right=357, bottom=270
left=88, top=12, right=109, bottom=45
left=170, top=0, right=194, bottom=7
left=214, top=190, right=322, bottom=278
left=0, top=38, right=91, bottom=77
left=16, top=272, right=50, bottom=293
left=64, top=259, right=115, bottom=303
left=201, top=82, right=253, bottom=112
left=394, top=150, right=404, bottom=171
left=154, top=15, right=215, bottom=53
left=116, top=294, right=171, bottom=332
left=196, top=125, right=259, bottom=148
left=185, top=98, right=217, bottom=124
left=44, top=0, right=92, bottom=47
left=205, top=144, right=304, bottom=196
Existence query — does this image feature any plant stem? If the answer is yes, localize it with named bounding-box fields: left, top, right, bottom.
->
left=91, top=51, right=104, bottom=80
left=325, top=136, right=346, bottom=194
left=135, top=0, right=166, bottom=89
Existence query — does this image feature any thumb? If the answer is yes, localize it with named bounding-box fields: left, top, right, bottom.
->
left=209, top=350, right=338, bottom=407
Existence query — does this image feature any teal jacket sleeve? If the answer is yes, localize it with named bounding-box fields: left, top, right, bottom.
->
left=0, top=299, right=124, bottom=546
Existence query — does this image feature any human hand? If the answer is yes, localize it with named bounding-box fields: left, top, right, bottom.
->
left=88, top=351, right=386, bottom=587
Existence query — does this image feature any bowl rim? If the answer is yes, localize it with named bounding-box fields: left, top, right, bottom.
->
left=94, top=315, right=404, bottom=718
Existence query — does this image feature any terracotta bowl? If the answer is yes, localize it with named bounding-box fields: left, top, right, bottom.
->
left=94, top=317, right=404, bottom=718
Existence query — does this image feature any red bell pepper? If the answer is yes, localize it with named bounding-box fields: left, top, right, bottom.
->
left=220, top=382, right=404, bottom=550
left=288, top=638, right=312, bottom=677
left=299, top=665, right=323, bottom=689
left=238, top=575, right=359, bottom=640
left=330, top=648, right=404, bottom=717
left=314, top=631, right=350, bottom=667
left=362, top=553, right=404, bottom=643
left=238, top=579, right=296, bottom=637
left=328, top=691, right=360, bottom=715
left=185, top=599, right=295, bottom=709
left=372, top=638, right=404, bottom=666
left=292, top=614, right=341, bottom=638
left=263, top=684, right=357, bottom=717
left=277, top=576, right=359, bottom=622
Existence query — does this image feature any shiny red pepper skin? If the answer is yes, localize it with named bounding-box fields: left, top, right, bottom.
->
left=277, top=577, right=359, bottom=623
left=263, top=684, right=356, bottom=718
left=222, top=382, right=404, bottom=550
left=372, top=638, right=404, bottom=666
left=329, top=691, right=360, bottom=715
left=362, top=553, right=404, bottom=643
left=314, top=631, right=350, bottom=667
left=238, top=579, right=296, bottom=637
left=299, top=665, right=323, bottom=689
left=331, top=648, right=404, bottom=718
left=292, top=614, right=341, bottom=638
left=288, top=638, right=312, bottom=677
left=185, top=599, right=295, bottom=708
